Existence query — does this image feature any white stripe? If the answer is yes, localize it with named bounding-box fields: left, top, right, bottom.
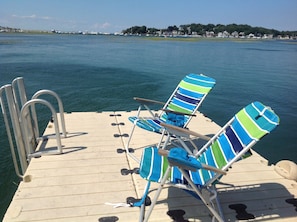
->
left=187, top=74, right=216, bottom=84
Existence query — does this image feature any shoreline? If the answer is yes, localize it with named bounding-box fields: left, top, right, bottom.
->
left=1, top=31, right=296, bottom=42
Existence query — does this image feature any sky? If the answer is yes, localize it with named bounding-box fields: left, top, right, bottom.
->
left=1, top=0, right=297, bottom=33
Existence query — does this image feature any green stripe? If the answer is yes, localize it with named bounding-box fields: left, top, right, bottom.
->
left=167, top=104, right=192, bottom=114
left=211, top=140, right=227, bottom=169
left=179, top=80, right=211, bottom=94
left=162, top=157, right=170, bottom=179
left=236, top=109, right=267, bottom=139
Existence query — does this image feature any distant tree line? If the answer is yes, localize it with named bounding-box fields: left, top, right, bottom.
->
left=0, top=26, right=22, bottom=32
left=122, top=23, right=297, bottom=38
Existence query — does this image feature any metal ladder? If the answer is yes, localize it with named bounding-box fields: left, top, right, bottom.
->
left=0, top=77, right=67, bottom=180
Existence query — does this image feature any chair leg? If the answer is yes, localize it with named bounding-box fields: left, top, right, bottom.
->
left=158, top=128, right=173, bottom=150
left=125, top=105, right=145, bottom=163
left=159, top=129, right=185, bottom=151
left=157, top=128, right=167, bottom=149
left=139, top=203, right=145, bottom=222
left=142, top=166, right=172, bottom=222
left=211, top=187, right=225, bottom=222
left=179, top=168, right=225, bottom=222
left=125, top=122, right=141, bottom=163
left=137, top=181, right=151, bottom=222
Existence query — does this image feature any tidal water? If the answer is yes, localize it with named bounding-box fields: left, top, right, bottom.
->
left=0, top=33, right=297, bottom=219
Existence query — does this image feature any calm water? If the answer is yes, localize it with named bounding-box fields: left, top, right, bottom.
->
left=0, top=33, right=297, bottom=219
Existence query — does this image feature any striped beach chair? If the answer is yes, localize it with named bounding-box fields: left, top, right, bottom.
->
left=126, top=73, right=216, bottom=162
left=136, top=101, right=279, bottom=222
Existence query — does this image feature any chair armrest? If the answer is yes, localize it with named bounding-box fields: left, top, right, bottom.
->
left=158, top=149, right=226, bottom=175
left=162, top=109, right=196, bottom=117
left=133, top=97, right=165, bottom=106
left=160, top=122, right=211, bottom=141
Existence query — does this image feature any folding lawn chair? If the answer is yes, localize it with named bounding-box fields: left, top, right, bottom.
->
left=126, top=73, right=216, bottom=162
left=134, top=101, right=279, bottom=222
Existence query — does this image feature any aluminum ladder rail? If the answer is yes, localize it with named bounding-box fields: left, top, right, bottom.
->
left=12, top=77, right=37, bottom=152
left=1, top=77, right=66, bottom=179
left=0, top=84, right=28, bottom=178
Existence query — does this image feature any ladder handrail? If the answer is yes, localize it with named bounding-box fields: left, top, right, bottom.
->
left=32, top=89, right=67, bottom=138
left=20, top=98, right=63, bottom=158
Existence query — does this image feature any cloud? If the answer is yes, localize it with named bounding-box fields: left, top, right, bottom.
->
left=101, top=22, right=111, bottom=29
left=8, top=14, right=118, bottom=32
left=92, top=22, right=111, bottom=29
left=12, top=14, right=52, bottom=20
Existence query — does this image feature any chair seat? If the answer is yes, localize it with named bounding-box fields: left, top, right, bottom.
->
left=139, top=146, right=210, bottom=186
left=129, top=112, right=187, bottom=134
left=128, top=116, right=163, bottom=133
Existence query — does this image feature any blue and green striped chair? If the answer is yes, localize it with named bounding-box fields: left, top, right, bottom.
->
left=126, top=73, right=216, bottom=162
left=136, top=101, right=279, bottom=222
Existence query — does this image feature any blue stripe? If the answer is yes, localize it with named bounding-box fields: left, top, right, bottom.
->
left=139, top=147, right=154, bottom=179
left=188, top=73, right=216, bottom=84
left=174, top=91, right=200, bottom=104
left=128, top=117, right=163, bottom=133
left=186, top=74, right=216, bottom=87
left=140, top=147, right=164, bottom=182
left=232, top=117, right=253, bottom=146
left=136, top=120, right=157, bottom=132
left=217, top=134, right=236, bottom=162
left=150, top=149, right=164, bottom=182
left=183, top=78, right=214, bottom=88
left=200, top=148, right=216, bottom=168
left=249, top=102, right=279, bottom=131
left=253, top=102, right=279, bottom=125
left=178, top=87, right=204, bottom=99
left=161, top=113, right=190, bottom=124
left=225, top=126, right=244, bottom=153
left=171, top=167, right=183, bottom=183
left=146, top=119, right=162, bottom=131
left=170, top=97, right=196, bottom=111
left=197, top=153, right=212, bottom=182
left=189, top=170, right=204, bottom=185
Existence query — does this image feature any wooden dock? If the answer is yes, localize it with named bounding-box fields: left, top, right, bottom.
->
left=3, top=111, right=297, bottom=221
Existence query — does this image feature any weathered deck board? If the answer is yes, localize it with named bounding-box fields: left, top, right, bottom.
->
left=3, top=111, right=297, bottom=222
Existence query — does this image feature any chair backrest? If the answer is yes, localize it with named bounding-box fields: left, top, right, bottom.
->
left=160, top=73, right=216, bottom=127
left=194, top=101, right=280, bottom=186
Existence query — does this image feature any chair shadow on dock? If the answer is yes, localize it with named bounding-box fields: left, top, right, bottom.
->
left=163, top=182, right=297, bottom=221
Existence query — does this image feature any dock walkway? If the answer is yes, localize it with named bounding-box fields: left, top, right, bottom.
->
left=3, top=111, right=297, bottom=221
